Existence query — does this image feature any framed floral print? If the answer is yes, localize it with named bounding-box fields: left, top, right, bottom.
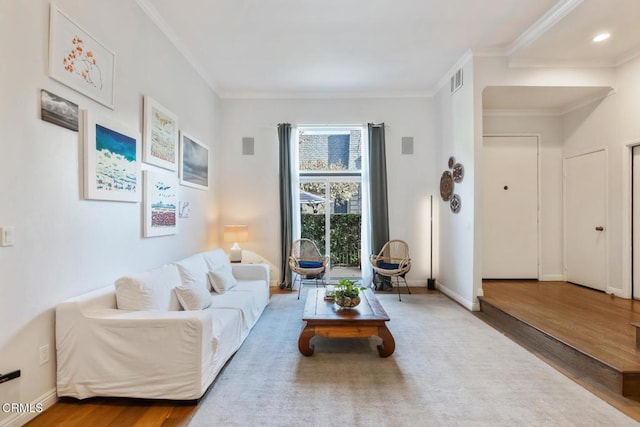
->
left=49, top=4, right=116, bottom=109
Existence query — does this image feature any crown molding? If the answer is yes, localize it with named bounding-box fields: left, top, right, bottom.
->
left=505, top=0, right=584, bottom=57
left=218, top=90, right=434, bottom=100
left=432, top=49, right=473, bottom=95
left=616, top=47, right=640, bottom=67
left=507, top=57, right=616, bottom=69
left=135, top=0, right=219, bottom=95
left=483, top=108, right=560, bottom=117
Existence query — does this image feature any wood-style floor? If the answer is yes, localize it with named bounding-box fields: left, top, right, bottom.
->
left=478, top=280, right=640, bottom=422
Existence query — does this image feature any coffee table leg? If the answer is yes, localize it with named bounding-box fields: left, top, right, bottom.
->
left=376, top=325, right=395, bottom=357
left=298, top=323, right=315, bottom=356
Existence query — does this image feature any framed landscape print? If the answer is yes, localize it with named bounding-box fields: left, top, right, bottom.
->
left=143, top=96, right=179, bottom=171
left=40, top=89, right=79, bottom=131
left=82, top=110, right=141, bottom=202
left=179, top=131, right=209, bottom=190
left=143, top=170, right=178, bottom=237
left=49, top=4, right=116, bottom=109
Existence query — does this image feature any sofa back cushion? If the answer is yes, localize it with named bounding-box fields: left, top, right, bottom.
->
left=115, top=264, right=182, bottom=311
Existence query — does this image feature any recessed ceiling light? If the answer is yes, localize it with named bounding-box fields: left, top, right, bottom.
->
left=593, top=33, right=610, bottom=43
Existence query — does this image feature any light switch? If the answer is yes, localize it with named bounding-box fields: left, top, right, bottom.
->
left=1, top=226, right=15, bottom=247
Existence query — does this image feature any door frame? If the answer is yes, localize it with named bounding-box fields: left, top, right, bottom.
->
left=482, top=133, right=542, bottom=280
left=563, top=146, right=609, bottom=292
left=624, top=140, right=640, bottom=299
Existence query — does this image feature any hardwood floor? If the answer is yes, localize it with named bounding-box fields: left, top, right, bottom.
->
left=478, top=280, right=640, bottom=422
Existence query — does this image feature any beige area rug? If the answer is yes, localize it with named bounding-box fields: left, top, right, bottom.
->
left=189, top=292, right=637, bottom=426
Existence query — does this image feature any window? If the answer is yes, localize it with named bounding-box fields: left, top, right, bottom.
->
left=297, top=127, right=364, bottom=279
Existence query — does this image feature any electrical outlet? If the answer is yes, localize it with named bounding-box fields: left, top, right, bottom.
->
left=39, top=344, right=50, bottom=365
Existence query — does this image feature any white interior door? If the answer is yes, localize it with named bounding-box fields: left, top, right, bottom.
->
left=632, top=146, right=640, bottom=298
left=483, top=136, right=538, bottom=279
left=564, top=150, right=607, bottom=291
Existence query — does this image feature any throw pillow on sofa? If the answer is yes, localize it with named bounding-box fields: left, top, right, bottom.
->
left=174, top=283, right=212, bottom=310
left=115, top=264, right=182, bottom=311
left=208, top=263, right=237, bottom=294
left=175, top=254, right=210, bottom=291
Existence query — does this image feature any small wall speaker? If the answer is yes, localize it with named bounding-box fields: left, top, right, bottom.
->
left=242, top=137, right=254, bottom=155
left=401, top=137, right=414, bottom=155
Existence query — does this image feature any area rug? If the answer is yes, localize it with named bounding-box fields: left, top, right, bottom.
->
left=189, top=292, right=635, bottom=426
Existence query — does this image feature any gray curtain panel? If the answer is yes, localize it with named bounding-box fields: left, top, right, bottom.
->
left=278, top=123, right=294, bottom=289
left=368, top=123, right=390, bottom=290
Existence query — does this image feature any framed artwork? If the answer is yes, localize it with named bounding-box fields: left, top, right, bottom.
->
left=48, top=4, right=116, bottom=109
left=143, top=170, right=178, bottom=237
left=40, top=89, right=79, bottom=131
left=179, top=131, right=209, bottom=190
left=82, top=110, right=141, bottom=202
left=143, top=96, right=179, bottom=171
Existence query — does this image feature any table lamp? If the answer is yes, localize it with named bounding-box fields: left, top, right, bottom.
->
left=223, top=225, right=249, bottom=263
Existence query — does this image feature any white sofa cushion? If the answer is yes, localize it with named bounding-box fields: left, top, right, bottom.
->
left=175, top=254, right=210, bottom=291
left=114, top=264, right=182, bottom=311
left=174, top=283, right=212, bottom=310
left=208, top=263, right=237, bottom=294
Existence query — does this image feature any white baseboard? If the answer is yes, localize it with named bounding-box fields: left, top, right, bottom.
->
left=437, top=283, right=480, bottom=311
left=0, top=388, right=57, bottom=427
left=540, top=274, right=565, bottom=281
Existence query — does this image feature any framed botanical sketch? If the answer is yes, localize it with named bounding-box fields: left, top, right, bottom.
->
left=179, top=131, right=209, bottom=190
left=143, top=96, right=179, bottom=171
left=143, top=170, right=178, bottom=237
left=82, top=110, right=141, bottom=202
left=48, top=4, right=115, bottom=109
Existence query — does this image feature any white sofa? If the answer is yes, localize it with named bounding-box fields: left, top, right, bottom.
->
left=55, top=249, right=269, bottom=400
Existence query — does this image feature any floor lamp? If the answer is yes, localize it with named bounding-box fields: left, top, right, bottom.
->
left=427, top=195, right=436, bottom=290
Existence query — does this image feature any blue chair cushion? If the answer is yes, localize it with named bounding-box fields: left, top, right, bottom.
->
left=377, top=261, right=400, bottom=270
left=298, top=260, right=323, bottom=269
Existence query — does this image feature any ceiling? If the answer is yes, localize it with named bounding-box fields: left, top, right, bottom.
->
left=137, top=0, right=640, bottom=99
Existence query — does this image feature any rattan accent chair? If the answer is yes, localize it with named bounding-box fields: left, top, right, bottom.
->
left=370, top=239, right=411, bottom=301
left=289, top=238, right=329, bottom=299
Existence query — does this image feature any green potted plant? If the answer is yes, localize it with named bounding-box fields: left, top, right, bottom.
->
left=334, top=279, right=366, bottom=308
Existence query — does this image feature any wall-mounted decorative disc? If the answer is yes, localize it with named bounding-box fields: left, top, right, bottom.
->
left=440, top=171, right=453, bottom=201
left=450, top=193, right=461, bottom=213
left=448, top=156, right=456, bottom=169
left=452, top=163, right=464, bottom=183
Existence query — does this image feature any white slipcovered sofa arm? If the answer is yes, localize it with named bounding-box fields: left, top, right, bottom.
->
left=231, top=263, right=269, bottom=283
left=56, top=301, right=214, bottom=400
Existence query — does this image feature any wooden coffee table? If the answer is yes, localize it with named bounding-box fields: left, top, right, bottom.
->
left=298, top=288, right=395, bottom=357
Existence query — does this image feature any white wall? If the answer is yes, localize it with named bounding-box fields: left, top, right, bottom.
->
left=217, top=97, right=436, bottom=286
left=435, top=57, right=478, bottom=310
left=559, top=56, right=640, bottom=297
left=0, top=1, right=220, bottom=424
left=482, top=114, right=564, bottom=280
left=472, top=56, right=639, bottom=300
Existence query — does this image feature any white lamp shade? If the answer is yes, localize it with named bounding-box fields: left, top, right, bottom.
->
left=223, top=225, right=249, bottom=243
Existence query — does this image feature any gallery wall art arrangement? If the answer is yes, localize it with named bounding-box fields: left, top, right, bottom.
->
left=45, top=3, right=210, bottom=239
